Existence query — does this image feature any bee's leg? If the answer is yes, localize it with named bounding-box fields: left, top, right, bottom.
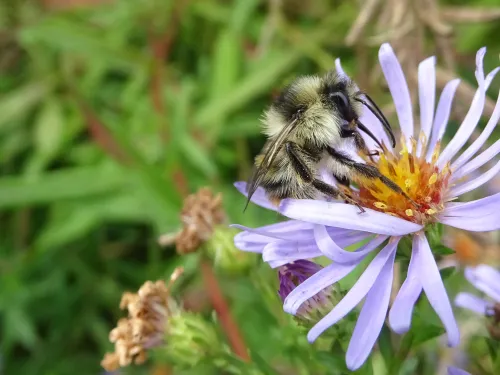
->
left=311, top=179, right=365, bottom=213
left=335, top=175, right=351, bottom=187
left=285, top=142, right=364, bottom=212
left=285, top=142, right=314, bottom=183
left=326, top=146, right=419, bottom=208
left=340, top=125, right=378, bottom=161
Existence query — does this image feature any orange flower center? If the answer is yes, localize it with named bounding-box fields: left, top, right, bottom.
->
left=357, top=135, right=452, bottom=225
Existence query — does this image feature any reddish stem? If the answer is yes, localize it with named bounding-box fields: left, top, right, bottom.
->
left=200, top=259, right=250, bottom=362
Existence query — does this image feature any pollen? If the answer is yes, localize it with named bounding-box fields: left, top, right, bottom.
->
left=357, top=135, right=452, bottom=225
left=374, top=202, right=388, bottom=209
left=428, top=173, right=438, bottom=185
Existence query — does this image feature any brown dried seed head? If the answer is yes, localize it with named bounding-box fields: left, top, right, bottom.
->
left=101, top=352, right=120, bottom=372
left=101, top=267, right=184, bottom=371
left=158, top=187, right=226, bottom=254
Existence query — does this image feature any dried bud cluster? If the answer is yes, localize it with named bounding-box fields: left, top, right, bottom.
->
left=159, top=188, right=226, bottom=254
left=101, top=268, right=183, bottom=371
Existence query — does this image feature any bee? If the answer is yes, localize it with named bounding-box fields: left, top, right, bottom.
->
left=245, top=71, right=412, bottom=211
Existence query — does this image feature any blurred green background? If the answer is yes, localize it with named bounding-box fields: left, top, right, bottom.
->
left=0, top=0, right=499, bottom=374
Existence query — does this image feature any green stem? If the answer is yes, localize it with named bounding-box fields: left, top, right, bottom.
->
left=389, top=332, right=413, bottom=375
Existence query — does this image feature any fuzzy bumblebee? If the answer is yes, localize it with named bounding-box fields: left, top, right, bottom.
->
left=246, top=71, right=412, bottom=211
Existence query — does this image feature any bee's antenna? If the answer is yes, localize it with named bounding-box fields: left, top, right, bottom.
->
left=356, top=119, right=384, bottom=150
left=354, top=94, right=396, bottom=148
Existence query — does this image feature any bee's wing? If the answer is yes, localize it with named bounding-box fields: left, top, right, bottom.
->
left=245, top=118, right=299, bottom=210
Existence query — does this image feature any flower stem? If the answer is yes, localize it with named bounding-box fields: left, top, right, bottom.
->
left=200, top=259, right=250, bottom=362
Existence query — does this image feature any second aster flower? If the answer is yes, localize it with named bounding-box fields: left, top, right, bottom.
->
left=234, top=43, right=500, bottom=370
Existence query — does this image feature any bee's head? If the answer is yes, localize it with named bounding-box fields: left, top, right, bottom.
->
left=320, top=71, right=362, bottom=122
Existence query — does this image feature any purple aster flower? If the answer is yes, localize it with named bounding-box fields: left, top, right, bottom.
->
left=455, top=264, right=500, bottom=338
left=233, top=43, right=500, bottom=370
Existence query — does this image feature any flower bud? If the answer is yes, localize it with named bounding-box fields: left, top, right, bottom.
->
left=278, top=260, right=341, bottom=326
left=164, top=312, right=223, bottom=368
left=205, top=226, right=256, bottom=275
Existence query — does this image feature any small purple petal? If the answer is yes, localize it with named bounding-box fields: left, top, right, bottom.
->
left=414, top=233, right=460, bottom=346
left=234, top=181, right=276, bottom=211
left=234, top=239, right=266, bottom=253
left=263, top=240, right=322, bottom=264
left=335, top=58, right=390, bottom=149
left=448, top=367, right=471, bottom=375
left=346, top=249, right=396, bottom=370
left=441, top=192, right=500, bottom=218
left=438, top=60, right=499, bottom=167
left=389, top=247, right=422, bottom=334
left=284, top=262, right=358, bottom=315
left=335, top=58, right=346, bottom=77
left=379, top=43, right=414, bottom=149
left=306, top=239, right=399, bottom=342
left=231, top=224, right=312, bottom=242
left=474, top=47, right=487, bottom=84
left=448, top=161, right=500, bottom=198
left=452, top=88, right=500, bottom=170
left=279, top=199, right=422, bottom=236
left=417, top=56, right=436, bottom=157
left=455, top=292, right=490, bottom=315
left=464, top=265, right=500, bottom=302
left=453, top=139, right=500, bottom=181
left=314, top=224, right=387, bottom=264
left=439, top=213, right=500, bottom=232
left=426, top=79, right=461, bottom=161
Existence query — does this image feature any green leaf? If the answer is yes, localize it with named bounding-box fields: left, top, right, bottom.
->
left=19, top=17, right=147, bottom=73
left=251, top=350, right=280, bottom=375
left=486, top=336, right=499, bottom=361
left=33, top=98, right=64, bottom=159
left=439, top=266, right=456, bottom=280
left=3, top=308, right=38, bottom=352
left=378, top=324, right=394, bottom=369
left=0, top=163, right=125, bottom=208
left=195, top=50, right=301, bottom=127
left=180, top=136, right=218, bottom=178
left=432, top=244, right=456, bottom=256
left=0, top=80, right=52, bottom=133
left=412, top=324, right=446, bottom=348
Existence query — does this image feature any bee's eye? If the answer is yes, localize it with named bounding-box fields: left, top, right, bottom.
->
left=329, top=92, right=349, bottom=109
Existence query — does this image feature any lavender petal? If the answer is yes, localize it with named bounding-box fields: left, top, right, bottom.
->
left=379, top=43, right=414, bottom=149
left=263, top=240, right=322, bottom=264
left=453, top=139, right=500, bottom=181
left=314, top=224, right=386, bottom=264
left=455, top=292, right=490, bottom=315
left=346, top=249, right=396, bottom=370
left=279, top=199, right=422, bottom=236
left=439, top=213, right=500, bottom=232
left=452, top=88, right=500, bottom=170
left=389, top=247, right=422, bottom=334
left=426, top=79, right=461, bottom=161
left=448, top=367, right=471, bottom=375
left=415, top=233, right=460, bottom=346
left=234, top=181, right=276, bottom=211
left=437, top=61, right=499, bottom=168
left=441, top=192, right=500, bottom=218
left=417, top=56, right=436, bottom=157
left=231, top=224, right=313, bottom=242
left=306, top=239, right=399, bottom=342
left=283, top=262, right=358, bottom=315
left=336, top=58, right=391, bottom=149
left=448, top=161, right=500, bottom=198
left=464, top=265, right=500, bottom=302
